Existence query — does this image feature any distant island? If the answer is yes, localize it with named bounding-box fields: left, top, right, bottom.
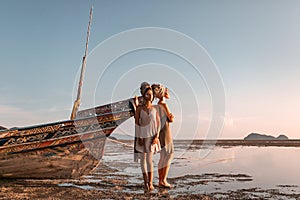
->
left=244, top=133, right=289, bottom=140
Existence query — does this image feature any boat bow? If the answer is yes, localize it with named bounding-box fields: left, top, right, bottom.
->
left=0, top=97, right=138, bottom=178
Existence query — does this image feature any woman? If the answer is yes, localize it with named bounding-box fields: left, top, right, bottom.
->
left=134, top=82, right=160, bottom=191
left=152, top=83, right=174, bottom=188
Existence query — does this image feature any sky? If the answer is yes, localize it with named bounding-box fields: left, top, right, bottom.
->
left=0, top=0, right=299, bottom=139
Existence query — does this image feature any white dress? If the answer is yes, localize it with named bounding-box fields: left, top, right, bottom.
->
left=135, top=107, right=161, bottom=154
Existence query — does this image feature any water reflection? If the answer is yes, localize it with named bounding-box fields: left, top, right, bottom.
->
left=102, top=140, right=300, bottom=195
left=169, top=146, right=300, bottom=187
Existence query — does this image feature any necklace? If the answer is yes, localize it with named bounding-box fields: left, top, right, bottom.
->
left=142, top=102, right=152, bottom=114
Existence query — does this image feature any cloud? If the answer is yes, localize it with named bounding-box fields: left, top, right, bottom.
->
left=0, top=105, right=36, bottom=127
left=0, top=104, right=70, bottom=128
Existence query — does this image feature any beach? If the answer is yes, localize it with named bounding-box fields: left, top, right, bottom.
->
left=1, top=139, right=300, bottom=199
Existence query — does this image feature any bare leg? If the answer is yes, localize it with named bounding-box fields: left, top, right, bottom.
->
left=161, top=153, right=173, bottom=188
left=140, top=153, right=149, bottom=190
left=162, top=166, right=171, bottom=187
left=158, top=150, right=168, bottom=187
left=146, top=152, right=154, bottom=190
left=158, top=151, right=164, bottom=184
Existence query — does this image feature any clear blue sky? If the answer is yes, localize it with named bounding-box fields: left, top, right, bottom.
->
left=1, top=0, right=299, bottom=139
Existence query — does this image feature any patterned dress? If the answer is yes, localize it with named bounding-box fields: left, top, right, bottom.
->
left=157, top=104, right=174, bottom=154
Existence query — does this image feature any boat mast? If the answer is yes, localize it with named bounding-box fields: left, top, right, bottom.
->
left=70, top=6, right=93, bottom=120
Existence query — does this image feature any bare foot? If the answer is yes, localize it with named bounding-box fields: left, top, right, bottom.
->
left=143, top=183, right=149, bottom=191
left=148, top=183, right=154, bottom=191
left=159, top=181, right=172, bottom=188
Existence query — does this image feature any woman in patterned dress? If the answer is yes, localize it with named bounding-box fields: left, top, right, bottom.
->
left=152, top=83, right=174, bottom=188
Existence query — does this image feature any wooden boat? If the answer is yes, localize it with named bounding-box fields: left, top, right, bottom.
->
left=0, top=98, right=137, bottom=178
left=0, top=7, right=140, bottom=179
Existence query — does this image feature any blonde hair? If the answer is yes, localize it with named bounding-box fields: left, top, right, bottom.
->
left=151, top=83, right=167, bottom=99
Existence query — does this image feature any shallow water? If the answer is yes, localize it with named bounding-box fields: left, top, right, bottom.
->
left=56, top=140, right=300, bottom=199
left=101, top=140, right=300, bottom=196
left=176, top=146, right=300, bottom=198
left=171, top=145, right=300, bottom=186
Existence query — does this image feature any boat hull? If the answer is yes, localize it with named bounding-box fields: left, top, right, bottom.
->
left=0, top=98, right=136, bottom=178
left=0, top=136, right=105, bottom=178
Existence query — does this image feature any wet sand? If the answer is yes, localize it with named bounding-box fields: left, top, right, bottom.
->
left=1, top=140, right=300, bottom=199
left=0, top=163, right=215, bottom=200
left=1, top=162, right=299, bottom=199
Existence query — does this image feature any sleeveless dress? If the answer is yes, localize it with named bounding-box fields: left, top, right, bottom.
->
left=157, top=104, right=174, bottom=154
left=134, top=106, right=161, bottom=161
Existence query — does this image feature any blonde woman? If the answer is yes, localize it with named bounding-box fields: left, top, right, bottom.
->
left=152, top=84, right=174, bottom=188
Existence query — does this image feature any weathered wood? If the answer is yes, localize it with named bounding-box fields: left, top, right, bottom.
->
left=70, top=7, right=93, bottom=120
left=0, top=133, right=106, bottom=179
left=0, top=98, right=136, bottom=179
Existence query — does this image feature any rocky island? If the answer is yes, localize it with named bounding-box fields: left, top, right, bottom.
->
left=244, top=133, right=289, bottom=140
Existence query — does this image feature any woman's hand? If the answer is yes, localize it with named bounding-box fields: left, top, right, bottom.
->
left=168, top=113, right=174, bottom=122
left=152, top=136, right=159, bottom=145
left=137, top=137, right=144, bottom=146
left=134, top=96, right=139, bottom=107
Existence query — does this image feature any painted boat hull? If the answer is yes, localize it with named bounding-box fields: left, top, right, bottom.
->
left=0, top=98, right=137, bottom=179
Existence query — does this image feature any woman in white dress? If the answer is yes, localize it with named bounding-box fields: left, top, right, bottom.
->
left=134, top=82, right=160, bottom=191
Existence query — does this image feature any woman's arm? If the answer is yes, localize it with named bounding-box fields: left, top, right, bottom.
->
left=156, top=108, right=160, bottom=137
left=135, top=106, right=141, bottom=125
left=152, top=108, right=161, bottom=145
left=161, top=103, right=174, bottom=122
left=135, top=106, right=144, bottom=146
